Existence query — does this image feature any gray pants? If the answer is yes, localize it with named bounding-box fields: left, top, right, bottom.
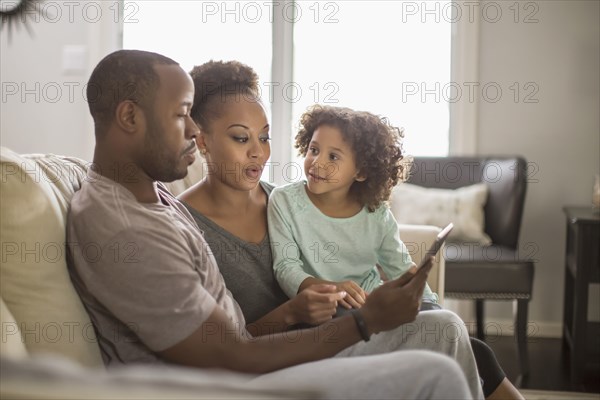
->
left=0, top=311, right=480, bottom=399
left=251, top=310, right=483, bottom=399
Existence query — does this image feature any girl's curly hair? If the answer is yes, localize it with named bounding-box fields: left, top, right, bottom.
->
left=295, top=105, right=408, bottom=212
left=189, top=60, right=260, bottom=131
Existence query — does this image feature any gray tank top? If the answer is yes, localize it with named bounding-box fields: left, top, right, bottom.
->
left=182, top=182, right=289, bottom=324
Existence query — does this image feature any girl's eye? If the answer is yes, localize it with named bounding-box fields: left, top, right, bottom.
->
left=309, top=147, right=318, bottom=155
left=329, top=154, right=339, bottom=161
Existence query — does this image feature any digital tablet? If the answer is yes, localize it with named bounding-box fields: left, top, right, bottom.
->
left=416, top=223, right=454, bottom=272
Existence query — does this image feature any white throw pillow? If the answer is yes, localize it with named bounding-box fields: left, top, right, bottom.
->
left=391, top=183, right=492, bottom=245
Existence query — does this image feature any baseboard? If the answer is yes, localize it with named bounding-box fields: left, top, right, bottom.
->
left=442, top=300, right=563, bottom=339
left=459, top=318, right=563, bottom=339
left=521, top=389, right=600, bottom=400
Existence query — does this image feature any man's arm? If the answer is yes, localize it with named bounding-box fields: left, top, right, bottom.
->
left=159, top=306, right=360, bottom=373
left=159, top=259, right=433, bottom=374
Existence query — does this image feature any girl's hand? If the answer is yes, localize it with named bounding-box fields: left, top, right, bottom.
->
left=288, top=284, right=346, bottom=325
left=334, top=280, right=367, bottom=309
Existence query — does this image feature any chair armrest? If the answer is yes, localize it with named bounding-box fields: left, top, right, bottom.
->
left=398, top=224, right=445, bottom=305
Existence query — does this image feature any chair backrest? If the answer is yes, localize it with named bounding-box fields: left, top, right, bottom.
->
left=406, top=157, right=528, bottom=249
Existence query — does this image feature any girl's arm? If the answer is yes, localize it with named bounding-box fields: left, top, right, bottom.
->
left=299, top=277, right=367, bottom=309
left=267, top=190, right=314, bottom=298
left=378, top=209, right=438, bottom=302
left=245, top=284, right=344, bottom=337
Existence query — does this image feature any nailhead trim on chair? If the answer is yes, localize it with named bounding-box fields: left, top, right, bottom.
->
left=446, top=292, right=531, bottom=300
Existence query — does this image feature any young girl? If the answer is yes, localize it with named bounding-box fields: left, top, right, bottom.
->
left=268, top=105, right=437, bottom=309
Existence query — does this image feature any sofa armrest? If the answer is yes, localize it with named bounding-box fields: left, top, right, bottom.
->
left=0, top=355, right=318, bottom=400
left=398, top=224, right=445, bottom=305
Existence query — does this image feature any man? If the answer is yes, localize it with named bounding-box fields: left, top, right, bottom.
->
left=67, top=50, right=478, bottom=399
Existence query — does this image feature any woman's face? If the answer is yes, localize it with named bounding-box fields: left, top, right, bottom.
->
left=199, top=96, right=270, bottom=191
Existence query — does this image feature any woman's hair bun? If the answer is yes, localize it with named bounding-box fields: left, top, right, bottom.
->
left=190, top=60, right=259, bottom=103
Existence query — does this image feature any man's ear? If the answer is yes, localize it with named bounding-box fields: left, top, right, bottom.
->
left=115, top=101, right=141, bottom=133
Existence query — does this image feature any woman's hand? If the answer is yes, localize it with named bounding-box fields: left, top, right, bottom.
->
left=287, top=284, right=346, bottom=325
left=334, top=280, right=367, bottom=309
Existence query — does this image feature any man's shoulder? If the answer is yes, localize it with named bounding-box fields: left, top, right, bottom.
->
left=69, top=175, right=175, bottom=240
left=71, top=175, right=134, bottom=219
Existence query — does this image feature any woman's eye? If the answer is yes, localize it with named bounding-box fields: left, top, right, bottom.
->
left=260, top=136, right=271, bottom=143
left=233, top=136, right=249, bottom=143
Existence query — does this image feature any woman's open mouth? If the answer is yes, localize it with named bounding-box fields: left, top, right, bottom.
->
left=244, top=166, right=263, bottom=180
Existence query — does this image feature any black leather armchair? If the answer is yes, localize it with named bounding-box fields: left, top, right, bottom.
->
left=406, top=156, right=534, bottom=377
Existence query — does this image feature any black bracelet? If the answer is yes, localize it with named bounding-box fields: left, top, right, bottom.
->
left=350, top=309, right=370, bottom=342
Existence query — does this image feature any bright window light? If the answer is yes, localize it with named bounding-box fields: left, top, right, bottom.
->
left=122, top=1, right=272, bottom=86
left=292, top=1, right=451, bottom=158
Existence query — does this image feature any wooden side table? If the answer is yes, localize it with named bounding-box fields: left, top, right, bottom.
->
left=562, top=206, right=600, bottom=386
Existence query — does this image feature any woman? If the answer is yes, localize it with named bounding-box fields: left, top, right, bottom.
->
left=178, top=60, right=522, bottom=400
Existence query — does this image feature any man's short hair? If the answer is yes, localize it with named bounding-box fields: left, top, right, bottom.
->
left=87, top=50, right=178, bottom=136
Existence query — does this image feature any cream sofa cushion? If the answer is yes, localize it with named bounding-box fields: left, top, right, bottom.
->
left=0, top=148, right=103, bottom=367
left=0, top=297, right=28, bottom=359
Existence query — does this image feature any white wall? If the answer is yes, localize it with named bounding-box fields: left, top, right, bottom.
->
left=0, top=1, right=120, bottom=160
left=476, top=0, right=600, bottom=336
left=1, top=0, right=598, bottom=337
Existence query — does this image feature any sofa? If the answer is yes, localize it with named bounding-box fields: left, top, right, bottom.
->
left=0, top=147, right=446, bottom=399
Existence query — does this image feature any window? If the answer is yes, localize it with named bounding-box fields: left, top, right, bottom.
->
left=292, top=1, right=451, bottom=159
left=123, top=1, right=272, bottom=88
left=123, top=1, right=452, bottom=184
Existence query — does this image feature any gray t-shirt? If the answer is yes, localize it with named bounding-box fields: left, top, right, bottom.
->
left=182, top=182, right=289, bottom=324
left=67, top=170, right=245, bottom=366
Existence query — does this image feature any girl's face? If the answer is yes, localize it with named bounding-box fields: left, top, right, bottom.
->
left=199, top=96, right=270, bottom=191
left=304, top=125, right=364, bottom=197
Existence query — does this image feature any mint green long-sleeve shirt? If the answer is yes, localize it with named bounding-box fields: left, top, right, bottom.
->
left=268, top=181, right=436, bottom=301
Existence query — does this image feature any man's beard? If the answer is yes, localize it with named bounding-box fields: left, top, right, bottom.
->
left=139, top=116, right=189, bottom=183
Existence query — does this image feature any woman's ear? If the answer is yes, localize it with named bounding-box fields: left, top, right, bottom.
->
left=197, top=131, right=209, bottom=155
left=115, top=100, right=140, bottom=133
